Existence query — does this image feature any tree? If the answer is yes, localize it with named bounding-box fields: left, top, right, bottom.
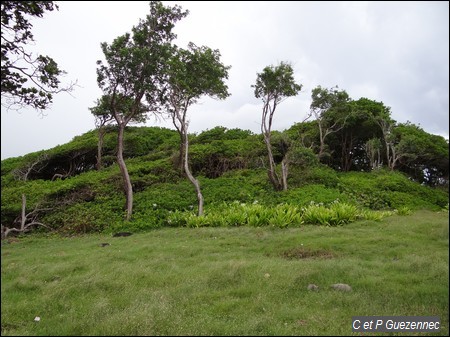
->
left=1, top=1, right=75, bottom=111
left=389, top=122, right=449, bottom=186
left=308, top=86, right=350, bottom=162
left=364, top=138, right=382, bottom=170
left=332, top=98, right=386, bottom=171
left=163, top=43, right=230, bottom=216
left=12, top=152, right=49, bottom=181
left=252, top=61, right=302, bottom=190
left=89, top=95, right=114, bottom=170
left=1, top=194, right=52, bottom=239
left=361, top=99, right=400, bottom=170
left=96, top=1, right=187, bottom=220
left=89, top=95, right=146, bottom=171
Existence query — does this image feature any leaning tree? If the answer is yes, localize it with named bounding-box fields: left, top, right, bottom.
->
left=163, top=43, right=230, bottom=216
left=252, top=61, right=302, bottom=191
left=95, top=1, right=188, bottom=220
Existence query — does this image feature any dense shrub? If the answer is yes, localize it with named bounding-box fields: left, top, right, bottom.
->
left=288, top=164, right=339, bottom=188
left=279, top=184, right=350, bottom=206
left=338, top=169, right=448, bottom=210
left=1, top=126, right=447, bottom=235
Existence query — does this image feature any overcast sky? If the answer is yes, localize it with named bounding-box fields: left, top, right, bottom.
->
left=1, top=1, right=449, bottom=160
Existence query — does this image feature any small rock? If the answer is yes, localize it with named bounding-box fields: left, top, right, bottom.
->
left=34, top=316, right=41, bottom=322
left=264, top=273, right=271, bottom=278
left=331, top=283, right=352, bottom=291
left=307, top=284, right=319, bottom=291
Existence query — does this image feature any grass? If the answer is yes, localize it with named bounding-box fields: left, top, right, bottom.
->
left=1, top=210, right=448, bottom=336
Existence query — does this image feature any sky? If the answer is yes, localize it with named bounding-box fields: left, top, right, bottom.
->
left=1, top=1, right=449, bottom=160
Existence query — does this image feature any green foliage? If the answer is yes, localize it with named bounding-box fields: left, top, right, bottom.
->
left=165, top=43, right=231, bottom=105
left=1, top=1, right=71, bottom=110
left=338, top=169, right=448, bottom=210
left=189, top=137, right=265, bottom=178
left=167, top=200, right=390, bottom=228
left=395, top=206, right=413, bottom=216
left=1, top=124, right=447, bottom=234
left=96, top=2, right=188, bottom=118
left=194, top=126, right=254, bottom=143
left=288, top=165, right=339, bottom=188
left=393, top=123, right=449, bottom=186
left=253, top=62, right=302, bottom=100
left=201, top=169, right=274, bottom=204
left=280, top=184, right=348, bottom=206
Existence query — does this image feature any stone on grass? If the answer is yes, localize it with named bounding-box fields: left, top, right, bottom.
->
left=307, top=284, right=319, bottom=291
left=331, top=283, right=352, bottom=291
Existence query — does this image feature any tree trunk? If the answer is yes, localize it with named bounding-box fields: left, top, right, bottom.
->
left=96, top=126, right=106, bottom=170
left=182, top=131, right=204, bottom=216
left=178, top=132, right=185, bottom=174
left=20, top=194, right=26, bottom=230
left=261, top=99, right=283, bottom=191
left=117, top=123, right=133, bottom=220
left=2, top=194, right=51, bottom=239
left=318, top=119, right=326, bottom=159
left=281, top=158, right=288, bottom=191
left=264, top=134, right=282, bottom=191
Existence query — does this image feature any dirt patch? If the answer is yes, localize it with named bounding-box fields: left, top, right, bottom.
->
left=281, top=247, right=334, bottom=260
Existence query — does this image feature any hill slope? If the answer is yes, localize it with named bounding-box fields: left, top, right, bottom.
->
left=1, top=126, right=448, bottom=235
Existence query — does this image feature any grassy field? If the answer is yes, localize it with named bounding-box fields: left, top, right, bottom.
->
left=1, top=210, right=448, bottom=336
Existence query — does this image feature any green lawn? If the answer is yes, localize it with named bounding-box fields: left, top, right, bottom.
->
left=1, top=210, right=448, bottom=336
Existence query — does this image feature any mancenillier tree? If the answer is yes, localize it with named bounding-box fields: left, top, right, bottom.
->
left=253, top=61, right=302, bottom=191
left=95, top=1, right=188, bottom=220
left=163, top=43, right=230, bottom=216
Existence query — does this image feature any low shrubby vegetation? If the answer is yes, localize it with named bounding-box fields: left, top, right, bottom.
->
left=166, top=200, right=393, bottom=228
left=1, top=125, right=448, bottom=236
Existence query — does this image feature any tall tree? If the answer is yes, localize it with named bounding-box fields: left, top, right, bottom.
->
left=1, top=1, right=74, bottom=111
left=308, top=86, right=350, bottom=162
left=163, top=43, right=230, bottom=216
left=96, top=1, right=187, bottom=220
left=253, top=61, right=302, bottom=190
left=332, top=98, right=385, bottom=171
left=364, top=99, right=398, bottom=170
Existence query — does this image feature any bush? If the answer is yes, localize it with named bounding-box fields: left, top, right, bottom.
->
left=280, top=184, right=350, bottom=206
left=338, top=170, right=448, bottom=210
left=288, top=165, right=339, bottom=188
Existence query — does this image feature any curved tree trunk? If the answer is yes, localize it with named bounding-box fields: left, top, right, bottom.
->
left=182, top=130, right=204, bottom=216
left=263, top=135, right=282, bottom=191
left=117, top=123, right=133, bottom=220
left=261, top=100, right=283, bottom=191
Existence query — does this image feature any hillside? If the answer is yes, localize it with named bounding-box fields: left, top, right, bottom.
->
left=1, top=125, right=448, bottom=235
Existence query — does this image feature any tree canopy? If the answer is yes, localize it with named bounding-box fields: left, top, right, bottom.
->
left=1, top=1, right=74, bottom=110
left=95, top=1, right=188, bottom=220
